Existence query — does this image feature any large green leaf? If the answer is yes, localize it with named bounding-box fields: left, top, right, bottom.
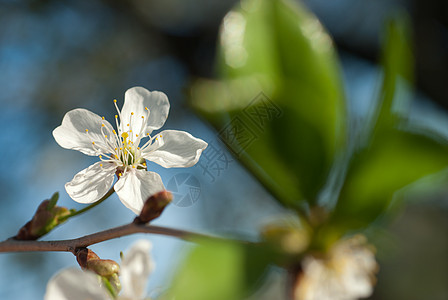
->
left=165, top=240, right=273, bottom=300
left=332, top=16, right=448, bottom=229
left=333, top=129, right=448, bottom=229
left=192, top=0, right=346, bottom=208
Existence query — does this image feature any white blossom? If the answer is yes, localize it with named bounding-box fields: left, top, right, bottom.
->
left=295, top=235, right=378, bottom=300
left=45, top=240, right=155, bottom=300
left=53, top=87, right=207, bottom=214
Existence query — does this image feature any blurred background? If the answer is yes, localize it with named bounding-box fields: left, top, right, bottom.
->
left=0, top=0, right=447, bottom=299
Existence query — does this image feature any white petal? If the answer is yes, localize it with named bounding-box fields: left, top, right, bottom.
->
left=45, top=269, right=110, bottom=300
left=143, top=130, right=208, bottom=168
left=65, top=162, right=116, bottom=204
left=120, top=240, right=155, bottom=299
left=114, top=170, right=165, bottom=215
left=121, top=87, right=170, bottom=139
left=53, top=108, right=115, bottom=156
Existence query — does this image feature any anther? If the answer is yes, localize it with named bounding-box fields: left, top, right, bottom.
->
left=115, top=115, right=118, bottom=118
left=101, top=124, right=105, bottom=127
left=101, top=117, right=105, bottom=120
left=113, top=99, right=117, bottom=103
left=100, top=164, right=103, bottom=167
left=131, top=112, right=134, bottom=115
left=85, top=129, right=89, bottom=132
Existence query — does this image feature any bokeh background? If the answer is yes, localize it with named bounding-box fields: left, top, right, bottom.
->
left=0, top=0, right=447, bottom=299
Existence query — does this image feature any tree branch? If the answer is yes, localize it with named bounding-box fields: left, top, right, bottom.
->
left=0, top=223, right=223, bottom=254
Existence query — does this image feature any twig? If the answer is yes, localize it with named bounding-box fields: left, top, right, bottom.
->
left=0, top=223, right=224, bottom=254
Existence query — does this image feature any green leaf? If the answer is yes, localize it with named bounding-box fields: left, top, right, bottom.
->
left=375, top=15, right=413, bottom=132
left=165, top=240, right=273, bottom=300
left=330, top=14, right=425, bottom=230
left=192, top=0, right=346, bottom=208
left=333, top=129, right=448, bottom=229
left=47, top=192, right=59, bottom=211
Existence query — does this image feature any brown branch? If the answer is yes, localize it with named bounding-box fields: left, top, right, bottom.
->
left=0, top=223, right=223, bottom=254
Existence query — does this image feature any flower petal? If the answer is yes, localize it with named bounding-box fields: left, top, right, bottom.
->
left=65, top=162, right=116, bottom=204
left=53, top=108, right=115, bottom=156
left=114, top=170, right=165, bottom=214
left=120, top=240, right=155, bottom=299
left=143, top=130, right=208, bottom=168
left=45, top=269, right=110, bottom=300
left=121, top=87, right=170, bottom=139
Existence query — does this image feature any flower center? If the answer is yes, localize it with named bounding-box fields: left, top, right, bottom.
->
left=85, top=100, right=161, bottom=177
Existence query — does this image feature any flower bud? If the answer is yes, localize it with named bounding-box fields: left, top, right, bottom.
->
left=76, top=248, right=122, bottom=297
left=134, top=190, right=173, bottom=224
left=87, top=259, right=120, bottom=277
left=261, top=223, right=310, bottom=257
left=15, top=192, right=70, bottom=240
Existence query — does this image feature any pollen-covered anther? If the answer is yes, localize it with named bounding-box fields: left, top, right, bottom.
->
left=131, top=112, right=134, bottom=115
left=132, top=165, right=136, bottom=168
left=101, top=117, right=105, bottom=120
left=113, top=99, right=117, bottom=103
left=92, top=142, right=95, bottom=145
left=100, top=164, right=103, bottom=167
left=101, top=124, right=105, bottom=127
left=85, top=129, right=89, bottom=133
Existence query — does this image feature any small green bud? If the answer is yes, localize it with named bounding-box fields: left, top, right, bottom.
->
left=87, top=259, right=120, bottom=277
left=261, top=223, right=310, bottom=257
left=15, top=193, right=70, bottom=240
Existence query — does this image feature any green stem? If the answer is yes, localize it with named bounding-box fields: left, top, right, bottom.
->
left=60, top=187, right=115, bottom=222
